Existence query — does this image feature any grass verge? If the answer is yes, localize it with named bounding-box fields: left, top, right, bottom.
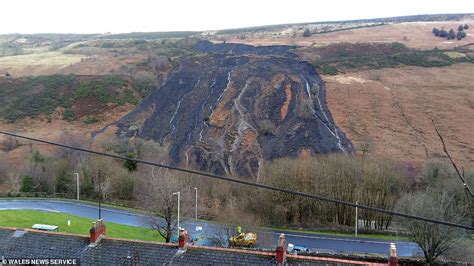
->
left=0, top=210, right=163, bottom=242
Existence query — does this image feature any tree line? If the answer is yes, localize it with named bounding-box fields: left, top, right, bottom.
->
left=432, top=24, right=469, bottom=40
left=0, top=134, right=472, bottom=262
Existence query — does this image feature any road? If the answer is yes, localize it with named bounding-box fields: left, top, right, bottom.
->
left=0, top=199, right=422, bottom=257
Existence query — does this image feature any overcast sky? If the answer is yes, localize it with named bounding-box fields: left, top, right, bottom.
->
left=1, top=0, right=473, bottom=34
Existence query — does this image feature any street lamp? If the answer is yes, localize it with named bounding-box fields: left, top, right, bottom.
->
left=194, top=187, right=198, bottom=220
left=74, top=173, right=79, bottom=201
left=355, top=201, right=359, bottom=237
left=173, top=192, right=180, bottom=235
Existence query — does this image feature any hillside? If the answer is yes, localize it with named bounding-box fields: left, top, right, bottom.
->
left=114, top=41, right=352, bottom=177
left=0, top=14, right=473, bottom=175
left=0, top=75, right=139, bottom=122
left=325, top=64, right=474, bottom=166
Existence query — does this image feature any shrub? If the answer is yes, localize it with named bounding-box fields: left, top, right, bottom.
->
left=296, top=99, right=313, bottom=119
left=464, top=24, right=469, bottom=30
left=62, top=108, right=76, bottom=121
left=439, top=29, right=448, bottom=37
left=133, top=72, right=156, bottom=96
left=302, top=28, right=311, bottom=37
left=458, top=25, right=464, bottom=32
left=432, top=27, right=440, bottom=36
left=1, top=75, right=76, bottom=122
left=20, top=176, right=34, bottom=192
left=258, top=119, right=276, bottom=136
left=83, top=116, right=100, bottom=124
left=457, top=31, right=467, bottom=40
left=318, top=64, right=338, bottom=75
left=123, top=152, right=138, bottom=171
left=448, top=29, right=456, bottom=39
left=55, top=174, right=72, bottom=194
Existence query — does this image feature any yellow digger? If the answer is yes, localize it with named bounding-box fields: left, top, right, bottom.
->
left=229, top=227, right=257, bottom=248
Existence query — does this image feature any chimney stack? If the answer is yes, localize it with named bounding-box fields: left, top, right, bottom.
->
left=276, top=233, right=286, bottom=265
left=389, top=242, right=398, bottom=266
left=89, top=219, right=106, bottom=245
left=178, top=227, right=190, bottom=249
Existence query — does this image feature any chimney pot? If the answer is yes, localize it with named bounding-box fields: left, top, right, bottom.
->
left=389, top=242, right=398, bottom=266
left=178, top=228, right=189, bottom=248
left=89, top=220, right=106, bottom=245
left=276, top=233, right=286, bottom=265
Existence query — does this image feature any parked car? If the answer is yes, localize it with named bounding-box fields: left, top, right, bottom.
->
left=287, top=243, right=309, bottom=254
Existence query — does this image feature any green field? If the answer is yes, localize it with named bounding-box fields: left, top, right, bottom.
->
left=0, top=210, right=164, bottom=242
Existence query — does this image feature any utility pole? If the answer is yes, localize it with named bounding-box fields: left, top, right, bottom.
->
left=355, top=201, right=359, bottom=237
left=74, top=173, right=80, bottom=201
left=194, top=187, right=198, bottom=220
left=173, top=192, right=180, bottom=235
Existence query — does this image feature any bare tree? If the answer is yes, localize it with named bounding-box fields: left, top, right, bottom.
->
left=432, top=120, right=474, bottom=228
left=397, top=185, right=466, bottom=263
left=208, top=223, right=235, bottom=247
left=359, top=136, right=374, bottom=157
left=2, top=136, right=19, bottom=151
left=140, top=168, right=191, bottom=243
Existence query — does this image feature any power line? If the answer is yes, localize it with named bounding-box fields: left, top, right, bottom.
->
left=1, top=131, right=472, bottom=231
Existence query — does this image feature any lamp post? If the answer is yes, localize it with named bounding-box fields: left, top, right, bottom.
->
left=97, top=169, right=103, bottom=220
left=173, top=192, right=180, bottom=235
left=74, top=173, right=79, bottom=201
left=355, top=201, right=359, bottom=237
left=194, top=187, right=198, bottom=220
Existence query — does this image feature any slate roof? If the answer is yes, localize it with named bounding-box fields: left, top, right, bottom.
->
left=0, top=227, right=378, bottom=265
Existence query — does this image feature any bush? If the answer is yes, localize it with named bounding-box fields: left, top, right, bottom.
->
left=464, top=24, right=469, bottom=30
left=296, top=99, right=313, bottom=119
left=432, top=28, right=440, bottom=36
left=62, top=108, right=76, bottom=121
left=457, top=31, right=467, bottom=40
left=448, top=29, right=456, bottom=39
left=55, top=174, right=72, bottom=194
left=302, top=28, right=311, bottom=37
left=83, top=116, right=100, bottom=124
left=396, top=177, right=467, bottom=263
left=439, top=29, right=448, bottom=38
left=133, top=72, right=156, bottom=96
left=258, top=119, right=276, bottom=136
left=1, top=75, right=76, bottom=122
left=316, top=64, right=338, bottom=75
left=458, top=25, right=464, bottom=32
left=20, top=176, right=34, bottom=192
left=123, top=152, right=138, bottom=171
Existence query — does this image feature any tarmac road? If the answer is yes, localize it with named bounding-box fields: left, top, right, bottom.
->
left=0, top=199, right=422, bottom=257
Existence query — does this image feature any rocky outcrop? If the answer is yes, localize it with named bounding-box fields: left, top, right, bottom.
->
left=116, top=41, right=352, bottom=178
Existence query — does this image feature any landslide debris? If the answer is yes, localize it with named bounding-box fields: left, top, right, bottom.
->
left=116, top=41, right=353, bottom=178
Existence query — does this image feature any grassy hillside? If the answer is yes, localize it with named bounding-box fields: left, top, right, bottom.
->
left=0, top=75, right=139, bottom=122
left=297, top=43, right=474, bottom=75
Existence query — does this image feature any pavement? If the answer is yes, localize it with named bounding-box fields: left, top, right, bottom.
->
left=0, top=199, right=422, bottom=257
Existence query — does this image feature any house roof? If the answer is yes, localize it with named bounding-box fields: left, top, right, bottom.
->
left=0, top=227, right=384, bottom=265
